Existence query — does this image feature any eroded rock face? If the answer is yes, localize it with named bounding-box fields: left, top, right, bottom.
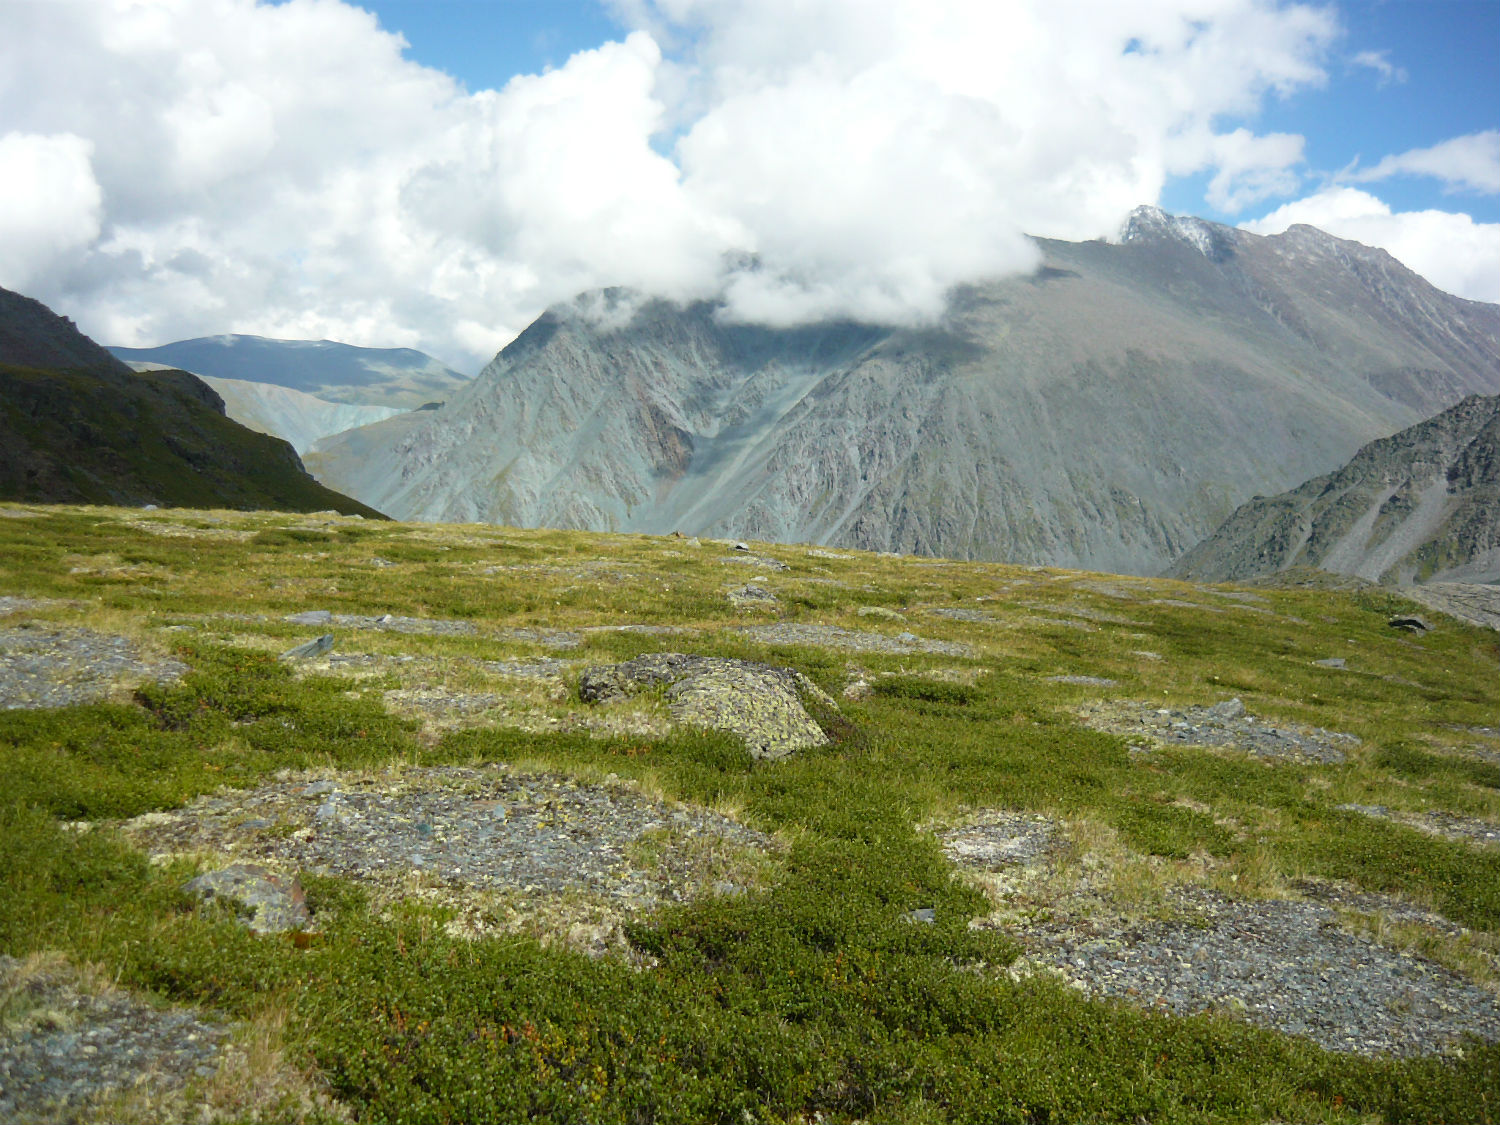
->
left=580, top=653, right=835, bottom=760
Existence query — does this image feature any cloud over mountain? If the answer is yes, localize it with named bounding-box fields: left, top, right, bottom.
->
left=2, top=0, right=1489, bottom=367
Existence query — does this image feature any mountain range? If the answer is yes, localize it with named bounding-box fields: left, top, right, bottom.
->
left=108, top=335, right=470, bottom=409
left=0, top=287, right=384, bottom=517
left=307, top=207, right=1500, bottom=575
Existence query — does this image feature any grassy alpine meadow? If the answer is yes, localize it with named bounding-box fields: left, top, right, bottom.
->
left=2, top=503, right=1498, bottom=1123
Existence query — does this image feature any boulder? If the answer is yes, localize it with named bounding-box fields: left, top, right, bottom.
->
left=580, top=653, right=836, bottom=760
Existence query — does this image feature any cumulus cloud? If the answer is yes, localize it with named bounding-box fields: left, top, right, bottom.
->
left=0, top=133, right=103, bottom=290
left=1243, top=186, right=1500, bottom=303
left=1341, top=131, right=1500, bottom=195
left=0, top=0, right=1349, bottom=365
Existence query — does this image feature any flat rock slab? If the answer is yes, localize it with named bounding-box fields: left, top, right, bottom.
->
left=1077, top=698, right=1357, bottom=764
left=0, top=627, right=188, bottom=711
left=122, top=767, right=773, bottom=921
left=734, top=623, right=972, bottom=657
left=0, top=954, right=231, bottom=1123
left=1010, top=889, right=1500, bottom=1058
left=581, top=653, right=834, bottom=760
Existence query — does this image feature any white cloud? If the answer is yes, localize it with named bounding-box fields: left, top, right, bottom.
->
left=1243, top=187, right=1500, bottom=304
left=1342, top=131, right=1500, bottom=195
left=0, top=132, right=103, bottom=290
left=1350, top=49, right=1407, bottom=86
left=0, top=0, right=1341, bottom=365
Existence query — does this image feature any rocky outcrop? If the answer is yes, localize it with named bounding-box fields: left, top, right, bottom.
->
left=309, top=211, right=1500, bottom=574
left=1170, top=395, right=1500, bottom=585
left=580, top=653, right=835, bottom=760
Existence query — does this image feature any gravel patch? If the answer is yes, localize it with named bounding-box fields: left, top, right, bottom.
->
left=936, top=812, right=1060, bottom=870
left=923, top=607, right=997, bottom=623
left=284, top=611, right=479, bottom=637
left=733, top=623, right=973, bottom=657
left=0, top=597, right=69, bottom=617
left=1077, top=697, right=1357, bottom=765
left=496, top=627, right=583, bottom=650
left=1046, top=675, right=1119, bottom=687
left=1336, top=804, right=1500, bottom=849
left=119, top=767, right=775, bottom=948
left=0, top=627, right=188, bottom=711
left=0, top=955, right=231, bottom=1123
left=1010, top=888, right=1500, bottom=1057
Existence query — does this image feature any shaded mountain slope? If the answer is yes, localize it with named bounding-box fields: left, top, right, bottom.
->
left=1169, top=394, right=1500, bottom=585
left=0, top=288, right=385, bottom=517
left=109, top=336, right=470, bottom=409
left=307, top=209, right=1500, bottom=573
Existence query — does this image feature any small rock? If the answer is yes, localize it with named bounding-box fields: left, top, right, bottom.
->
left=733, top=542, right=750, bottom=552
left=1314, top=657, right=1347, bottom=669
left=280, top=634, right=334, bottom=661
left=903, top=907, right=936, bottom=924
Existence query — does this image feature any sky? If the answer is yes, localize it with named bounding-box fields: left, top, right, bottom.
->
left=0, top=0, right=1496, bottom=373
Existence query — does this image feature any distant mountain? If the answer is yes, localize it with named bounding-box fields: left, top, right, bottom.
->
left=121, top=369, right=407, bottom=454
left=0, top=287, right=385, bottom=517
left=308, top=208, right=1500, bottom=574
left=108, top=336, right=469, bottom=410
left=1169, top=394, right=1500, bottom=585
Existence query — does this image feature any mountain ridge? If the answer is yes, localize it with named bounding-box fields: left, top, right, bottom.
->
left=108, top=335, right=470, bottom=409
left=308, top=210, right=1500, bottom=574
left=1169, top=393, right=1500, bottom=585
left=0, top=287, right=386, bottom=517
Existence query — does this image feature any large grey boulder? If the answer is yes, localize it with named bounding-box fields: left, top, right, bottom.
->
left=580, top=653, right=835, bottom=760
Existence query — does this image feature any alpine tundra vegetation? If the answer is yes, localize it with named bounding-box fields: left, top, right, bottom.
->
left=2, top=504, right=1498, bottom=1122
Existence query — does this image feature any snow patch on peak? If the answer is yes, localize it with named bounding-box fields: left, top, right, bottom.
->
left=1121, top=205, right=1236, bottom=261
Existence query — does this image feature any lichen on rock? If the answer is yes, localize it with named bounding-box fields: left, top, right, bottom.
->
left=579, top=652, right=835, bottom=760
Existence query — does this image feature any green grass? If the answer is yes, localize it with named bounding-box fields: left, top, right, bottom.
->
left=2, top=504, right=1499, bottom=1122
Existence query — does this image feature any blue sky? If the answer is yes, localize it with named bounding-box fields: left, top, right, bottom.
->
left=1, top=0, right=1496, bottom=366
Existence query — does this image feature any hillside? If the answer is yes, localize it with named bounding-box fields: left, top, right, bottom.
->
left=1, top=505, right=1498, bottom=1122
left=1171, top=394, right=1500, bottom=585
left=109, top=335, right=471, bottom=409
left=308, top=209, right=1500, bottom=574
left=0, top=287, right=386, bottom=517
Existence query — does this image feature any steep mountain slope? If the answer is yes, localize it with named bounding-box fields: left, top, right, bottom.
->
left=1169, top=394, right=1500, bottom=585
left=108, top=336, right=470, bottom=409
left=0, top=287, right=386, bottom=517
left=132, top=371, right=407, bottom=454
left=309, top=209, right=1500, bottom=573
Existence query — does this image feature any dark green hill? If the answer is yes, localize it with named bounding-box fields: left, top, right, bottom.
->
left=0, top=288, right=385, bottom=517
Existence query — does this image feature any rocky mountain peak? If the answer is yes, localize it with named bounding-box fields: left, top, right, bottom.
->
left=1119, top=205, right=1240, bottom=262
